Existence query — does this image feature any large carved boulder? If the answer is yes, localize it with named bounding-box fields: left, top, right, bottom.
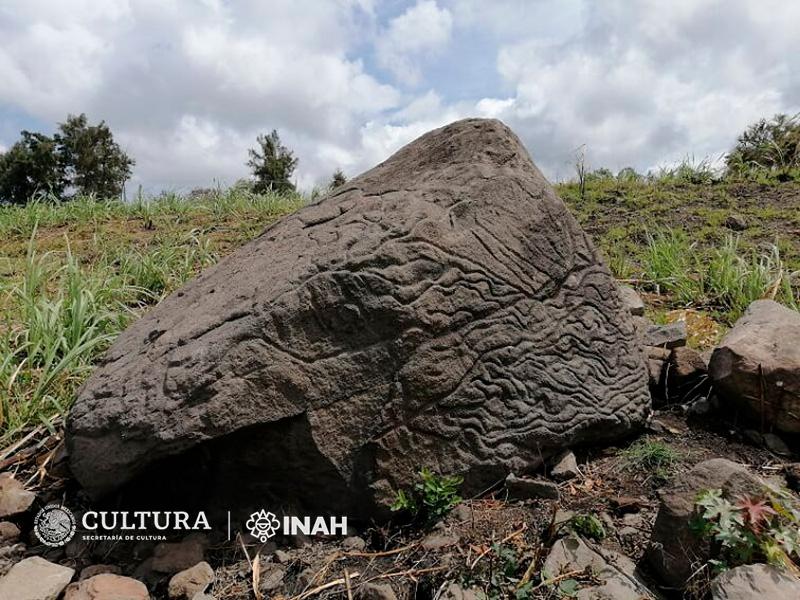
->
left=66, top=119, right=649, bottom=518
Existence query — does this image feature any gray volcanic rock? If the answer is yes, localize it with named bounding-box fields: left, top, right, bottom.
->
left=710, top=300, right=800, bottom=433
left=66, top=119, right=649, bottom=516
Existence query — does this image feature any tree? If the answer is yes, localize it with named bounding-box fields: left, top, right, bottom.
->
left=330, top=168, right=347, bottom=188
left=726, top=113, right=800, bottom=175
left=0, top=113, right=134, bottom=204
left=57, top=114, right=134, bottom=198
left=0, top=131, right=66, bottom=204
left=247, top=130, right=298, bottom=194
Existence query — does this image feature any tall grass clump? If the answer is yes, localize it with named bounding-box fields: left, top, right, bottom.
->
left=0, top=234, right=142, bottom=438
left=643, top=229, right=799, bottom=322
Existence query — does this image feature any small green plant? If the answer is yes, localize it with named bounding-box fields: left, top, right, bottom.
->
left=390, top=467, right=464, bottom=522
left=617, top=439, right=681, bottom=483
left=566, top=513, right=606, bottom=541
left=693, top=487, right=800, bottom=574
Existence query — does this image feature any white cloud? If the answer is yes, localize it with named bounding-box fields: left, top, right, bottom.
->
left=377, top=0, right=453, bottom=85
left=0, top=0, right=798, bottom=191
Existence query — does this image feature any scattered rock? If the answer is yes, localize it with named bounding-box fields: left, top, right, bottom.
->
left=355, top=582, right=398, bottom=600
left=723, top=214, right=747, bottom=231
left=543, top=535, right=655, bottom=599
left=191, top=594, right=216, bottom=600
left=711, top=563, right=800, bottom=599
left=618, top=285, right=645, bottom=316
left=784, top=463, right=800, bottom=492
left=342, top=536, right=366, bottom=552
left=273, top=549, right=292, bottom=563
left=168, top=561, right=214, bottom=599
left=64, top=573, right=149, bottom=600
left=152, top=539, right=204, bottom=574
left=505, top=474, right=559, bottom=501
left=612, top=496, right=645, bottom=513
left=763, top=432, right=792, bottom=456
left=79, top=564, right=121, bottom=580
left=0, top=556, right=75, bottom=600
left=550, top=451, right=580, bottom=481
left=665, top=347, right=710, bottom=404
left=258, top=564, right=285, bottom=593
left=420, top=532, right=460, bottom=550
left=452, top=504, right=473, bottom=523
left=710, top=300, right=800, bottom=434
left=0, top=473, right=36, bottom=518
left=67, top=119, right=650, bottom=517
left=644, top=321, right=687, bottom=349
left=0, top=521, right=20, bottom=543
left=296, top=568, right=315, bottom=589
left=648, top=458, right=766, bottom=588
left=441, top=583, right=481, bottom=600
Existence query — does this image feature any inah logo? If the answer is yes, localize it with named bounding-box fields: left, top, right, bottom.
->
left=246, top=509, right=281, bottom=542
left=34, top=504, right=76, bottom=547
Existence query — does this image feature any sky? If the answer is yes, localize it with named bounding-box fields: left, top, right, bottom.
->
left=0, top=0, right=798, bottom=193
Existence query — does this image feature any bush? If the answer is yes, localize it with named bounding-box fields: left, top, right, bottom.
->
left=726, top=113, right=800, bottom=179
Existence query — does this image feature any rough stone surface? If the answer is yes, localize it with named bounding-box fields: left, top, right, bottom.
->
left=644, top=321, right=687, bottom=349
left=711, top=564, right=800, bottom=599
left=152, top=539, right=204, bottom=574
left=0, top=473, right=36, bottom=518
left=355, top=582, right=398, bottom=600
left=79, top=565, right=122, bottom=581
left=544, top=535, right=655, bottom=599
left=724, top=214, right=747, bottom=231
left=0, top=521, right=20, bottom=543
left=505, top=474, right=559, bottom=500
left=441, top=583, right=481, bottom=600
left=64, top=573, right=150, bottom=600
left=0, top=556, right=75, bottom=600
left=665, top=347, right=710, bottom=404
left=618, top=285, right=645, bottom=316
left=342, top=536, right=366, bottom=552
left=647, top=459, right=766, bottom=588
left=168, top=561, right=214, bottom=599
left=66, top=118, right=650, bottom=517
left=710, top=300, right=800, bottom=433
left=550, top=451, right=580, bottom=481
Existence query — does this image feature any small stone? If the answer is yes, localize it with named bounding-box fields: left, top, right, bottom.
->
left=723, top=214, right=747, bottom=231
left=192, top=594, right=216, bottom=600
left=643, top=321, right=687, bottom=349
left=554, top=509, right=575, bottom=527
left=296, top=568, right=315, bottom=588
left=420, top=533, right=459, bottom=550
left=273, top=549, right=292, bottom=563
left=687, top=398, right=711, bottom=415
left=79, top=564, right=121, bottom=580
left=666, top=347, right=711, bottom=404
left=0, top=556, right=75, bottom=600
left=258, top=564, right=285, bottom=593
left=168, top=561, right=214, bottom=599
left=619, top=526, right=638, bottom=540
left=152, top=539, right=204, bottom=574
left=64, top=573, right=149, bottom=600
left=784, top=463, right=800, bottom=492
left=355, top=582, right=398, bottom=600
left=612, top=497, right=645, bottom=513
left=763, top=432, right=792, bottom=456
left=453, top=504, right=472, bottom=523
left=441, top=583, right=482, bottom=600
left=342, top=536, right=366, bottom=552
left=0, top=521, right=21, bottom=543
left=618, top=286, right=645, bottom=317
left=550, top=451, right=580, bottom=481
left=711, top=563, right=800, bottom=599
left=505, top=474, right=559, bottom=501
left=0, top=473, right=36, bottom=518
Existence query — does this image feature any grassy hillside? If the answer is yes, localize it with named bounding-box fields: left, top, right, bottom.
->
left=0, top=179, right=798, bottom=444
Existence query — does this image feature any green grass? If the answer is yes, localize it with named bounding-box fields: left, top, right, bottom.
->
left=0, top=188, right=306, bottom=443
left=616, top=439, right=682, bottom=482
